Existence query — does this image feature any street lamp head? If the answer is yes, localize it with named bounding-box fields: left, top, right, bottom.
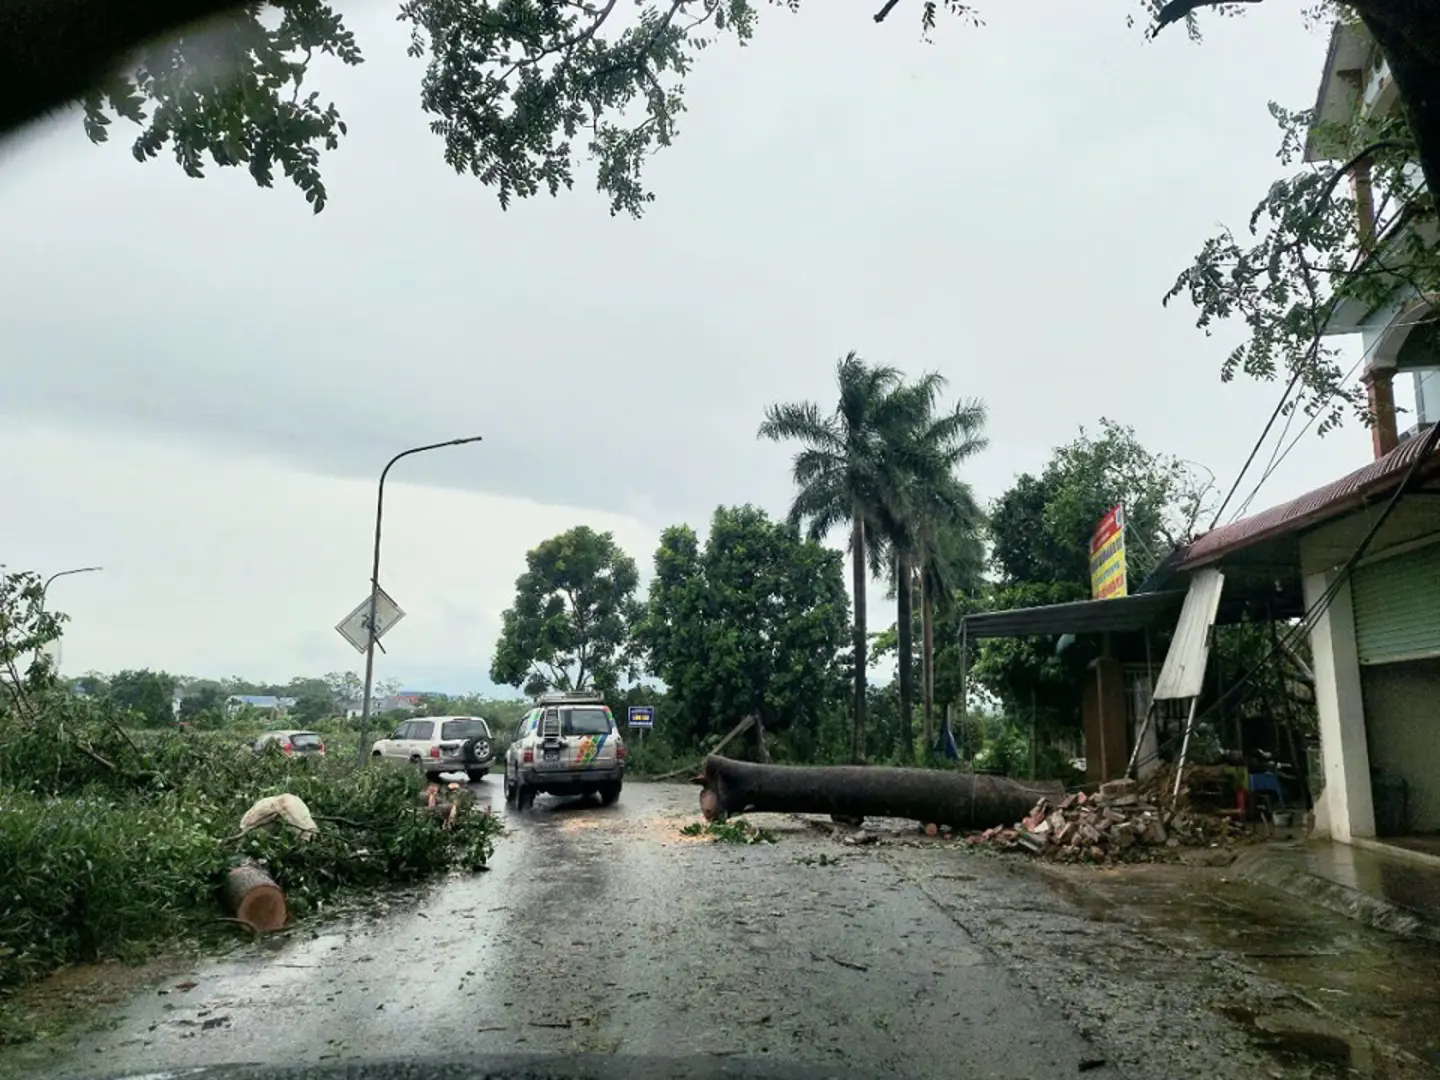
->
left=449, top=435, right=484, bottom=447
left=42, top=565, right=105, bottom=590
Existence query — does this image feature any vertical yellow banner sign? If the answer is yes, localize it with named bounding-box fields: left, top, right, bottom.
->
left=1089, top=505, right=1127, bottom=601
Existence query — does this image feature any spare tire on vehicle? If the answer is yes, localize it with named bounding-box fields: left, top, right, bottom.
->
left=462, top=737, right=490, bottom=763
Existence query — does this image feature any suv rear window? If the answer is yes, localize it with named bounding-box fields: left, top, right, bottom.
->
left=441, top=718, right=490, bottom=740
left=289, top=732, right=322, bottom=749
left=561, top=707, right=610, bottom=736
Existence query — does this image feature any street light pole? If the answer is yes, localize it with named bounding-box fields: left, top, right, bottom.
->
left=39, top=566, right=103, bottom=674
left=356, top=437, right=483, bottom=764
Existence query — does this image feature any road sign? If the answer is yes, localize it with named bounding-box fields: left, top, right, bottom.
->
left=627, top=705, right=654, bottom=729
left=336, top=587, right=406, bottom=654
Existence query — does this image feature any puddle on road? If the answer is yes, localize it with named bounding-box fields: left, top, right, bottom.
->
left=1217, top=1003, right=1375, bottom=1074
left=1041, top=862, right=1440, bottom=1077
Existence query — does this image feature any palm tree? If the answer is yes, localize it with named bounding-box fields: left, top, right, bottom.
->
left=759, top=353, right=922, bottom=763
left=913, top=485, right=986, bottom=751
left=877, top=387, right=988, bottom=759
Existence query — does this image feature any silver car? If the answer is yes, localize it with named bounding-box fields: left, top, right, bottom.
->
left=370, top=715, right=495, bottom=782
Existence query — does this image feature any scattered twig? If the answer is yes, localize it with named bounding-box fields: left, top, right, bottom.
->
left=313, top=814, right=365, bottom=828
left=872, top=0, right=903, bottom=24
left=810, top=951, right=869, bottom=972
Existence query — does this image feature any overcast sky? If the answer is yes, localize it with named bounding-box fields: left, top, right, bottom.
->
left=1, top=0, right=1384, bottom=694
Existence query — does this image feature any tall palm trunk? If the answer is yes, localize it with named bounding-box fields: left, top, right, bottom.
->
left=921, top=571, right=935, bottom=752
left=896, top=550, right=914, bottom=762
left=850, top=511, right=868, bottom=764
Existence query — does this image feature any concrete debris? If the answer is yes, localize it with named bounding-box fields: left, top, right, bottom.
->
left=964, top=784, right=1250, bottom=863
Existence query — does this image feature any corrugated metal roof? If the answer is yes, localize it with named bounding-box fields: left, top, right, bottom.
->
left=1153, top=569, right=1226, bottom=702
left=961, top=590, right=1186, bottom=640
left=1178, top=436, right=1440, bottom=571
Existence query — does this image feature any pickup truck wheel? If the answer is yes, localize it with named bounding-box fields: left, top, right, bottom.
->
left=598, top=782, right=622, bottom=806
left=516, top=783, right=536, bottom=811
left=467, top=768, right=488, bottom=783
left=504, top=774, right=516, bottom=804
left=424, top=771, right=444, bottom=783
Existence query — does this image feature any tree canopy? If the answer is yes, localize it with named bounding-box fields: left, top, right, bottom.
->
left=490, top=525, right=642, bottom=695
left=968, top=422, right=1215, bottom=735
left=18, top=1, right=1436, bottom=218
left=105, top=669, right=179, bottom=727
left=637, top=504, right=849, bottom=750
left=988, top=418, right=1212, bottom=591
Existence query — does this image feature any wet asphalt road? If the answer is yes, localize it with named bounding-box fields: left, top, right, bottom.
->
left=15, top=781, right=1124, bottom=1080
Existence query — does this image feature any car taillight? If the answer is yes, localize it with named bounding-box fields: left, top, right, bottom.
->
left=317, top=743, right=325, bottom=754
left=616, top=743, right=628, bottom=760
left=429, top=746, right=440, bottom=758
left=522, top=748, right=534, bottom=764
left=282, top=743, right=293, bottom=755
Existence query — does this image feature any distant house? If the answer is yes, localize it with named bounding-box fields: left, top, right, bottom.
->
left=226, top=694, right=298, bottom=717
left=343, top=690, right=446, bottom=719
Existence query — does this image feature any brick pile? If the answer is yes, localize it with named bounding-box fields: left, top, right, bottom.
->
left=964, top=777, right=1242, bottom=861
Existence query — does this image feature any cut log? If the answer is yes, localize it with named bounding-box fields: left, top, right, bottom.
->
left=224, top=861, right=287, bottom=932
left=695, top=756, right=1063, bottom=829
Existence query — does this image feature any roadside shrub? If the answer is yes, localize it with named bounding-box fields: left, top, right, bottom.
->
left=0, top=792, right=229, bottom=988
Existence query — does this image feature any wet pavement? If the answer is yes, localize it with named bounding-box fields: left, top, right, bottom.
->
left=5, top=782, right=1440, bottom=1080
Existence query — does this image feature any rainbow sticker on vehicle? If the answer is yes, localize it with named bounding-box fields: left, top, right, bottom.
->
left=573, top=733, right=607, bottom=767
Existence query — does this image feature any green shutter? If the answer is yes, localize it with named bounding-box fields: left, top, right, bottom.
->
left=1351, top=540, right=1440, bottom=665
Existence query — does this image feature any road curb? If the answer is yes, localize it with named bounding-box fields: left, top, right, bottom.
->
left=1228, top=845, right=1440, bottom=944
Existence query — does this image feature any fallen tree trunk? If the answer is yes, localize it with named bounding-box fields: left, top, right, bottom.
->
left=695, top=756, right=1063, bottom=829
left=224, top=861, right=287, bottom=932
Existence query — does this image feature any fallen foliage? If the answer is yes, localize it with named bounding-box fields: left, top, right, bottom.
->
left=680, top=817, right=777, bottom=845
left=0, top=687, right=499, bottom=1008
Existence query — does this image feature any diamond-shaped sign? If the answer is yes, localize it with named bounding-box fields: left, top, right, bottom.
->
left=336, top=588, right=405, bottom=654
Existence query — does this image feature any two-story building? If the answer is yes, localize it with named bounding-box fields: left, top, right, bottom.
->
left=1307, top=19, right=1438, bottom=455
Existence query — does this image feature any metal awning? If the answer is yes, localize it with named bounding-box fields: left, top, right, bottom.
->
left=961, top=590, right=1187, bottom=640
left=1152, top=569, right=1226, bottom=701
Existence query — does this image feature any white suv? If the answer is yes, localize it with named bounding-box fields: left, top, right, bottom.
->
left=370, top=715, right=494, bottom=782
left=504, top=691, right=627, bottom=810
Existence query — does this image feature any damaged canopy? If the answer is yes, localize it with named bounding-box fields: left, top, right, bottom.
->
left=960, top=590, right=1186, bottom=640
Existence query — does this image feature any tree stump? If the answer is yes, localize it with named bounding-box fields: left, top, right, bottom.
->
left=224, top=861, right=287, bottom=932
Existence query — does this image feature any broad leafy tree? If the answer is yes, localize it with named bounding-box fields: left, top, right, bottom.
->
left=637, top=504, right=848, bottom=753
left=323, top=670, right=365, bottom=708
left=177, top=684, right=228, bottom=725
left=106, top=669, right=179, bottom=727
left=989, top=418, right=1209, bottom=591
left=291, top=687, right=338, bottom=725
left=490, top=525, right=641, bottom=696
left=975, top=422, right=1215, bottom=733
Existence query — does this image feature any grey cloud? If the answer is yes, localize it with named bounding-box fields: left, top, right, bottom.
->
left=0, top=1, right=1369, bottom=536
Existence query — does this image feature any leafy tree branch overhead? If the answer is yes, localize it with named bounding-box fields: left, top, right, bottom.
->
left=7, top=1, right=1437, bottom=214
left=1167, top=16, right=1437, bottom=436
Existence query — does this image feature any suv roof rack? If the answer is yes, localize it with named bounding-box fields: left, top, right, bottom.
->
left=534, top=689, right=606, bottom=706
